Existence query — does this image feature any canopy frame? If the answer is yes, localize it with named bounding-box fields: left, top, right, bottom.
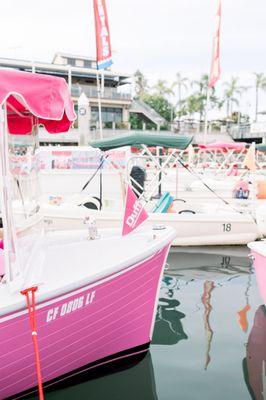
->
left=91, top=144, right=185, bottom=207
left=0, top=104, right=21, bottom=284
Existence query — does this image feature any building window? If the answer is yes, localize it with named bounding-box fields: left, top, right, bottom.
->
left=84, top=60, right=92, bottom=68
left=67, top=58, right=76, bottom=66
left=91, top=107, right=122, bottom=123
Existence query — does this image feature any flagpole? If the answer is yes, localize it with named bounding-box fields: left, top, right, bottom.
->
left=96, top=72, right=103, bottom=139
left=205, top=0, right=221, bottom=144
left=204, top=87, right=211, bottom=145
left=93, top=0, right=113, bottom=140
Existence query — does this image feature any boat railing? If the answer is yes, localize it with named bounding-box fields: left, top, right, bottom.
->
left=71, top=85, right=131, bottom=101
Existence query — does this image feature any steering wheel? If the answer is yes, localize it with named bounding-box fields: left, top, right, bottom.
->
left=173, top=198, right=186, bottom=203
left=178, top=209, right=196, bottom=214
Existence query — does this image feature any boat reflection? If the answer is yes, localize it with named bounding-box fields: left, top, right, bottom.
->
left=152, top=296, right=188, bottom=345
left=167, top=246, right=251, bottom=280
left=30, top=352, right=158, bottom=400
left=167, top=246, right=253, bottom=336
left=243, top=305, right=266, bottom=400
left=163, top=247, right=255, bottom=372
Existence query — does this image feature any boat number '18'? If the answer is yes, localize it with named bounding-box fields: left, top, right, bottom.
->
left=223, top=223, right=232, bottom=232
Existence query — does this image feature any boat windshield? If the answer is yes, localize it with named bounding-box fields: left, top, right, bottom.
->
left=0, top=126, right=44, bottom=284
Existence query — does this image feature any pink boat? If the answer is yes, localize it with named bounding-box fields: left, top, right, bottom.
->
left=0, top=70, right=175, bottom=399
left=244, top=305, right=266, bottom=400
left=248, top=242, right=266, bottom=305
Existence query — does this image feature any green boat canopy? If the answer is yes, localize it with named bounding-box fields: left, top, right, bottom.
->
left=90, top=132, right=193, bottom=151
left=256, top=144, right=266, bottom=152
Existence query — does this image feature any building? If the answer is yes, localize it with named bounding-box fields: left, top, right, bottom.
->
left=0, top=53, right=166, bottom=143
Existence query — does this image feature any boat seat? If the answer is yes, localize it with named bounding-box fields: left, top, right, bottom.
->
left=82, top=196, right=102, bottom=210
left=0, top=239, right=4, bottom=277
left=153, top=192, right=174, bottom=213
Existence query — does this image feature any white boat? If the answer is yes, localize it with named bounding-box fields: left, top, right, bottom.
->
left=41, top=134, right=259, bottom=246
left=38, top=144, right=266, bottom=210
left=0, top=69, right=175, bottom=399
left=43, top=202, right=258, bottom=246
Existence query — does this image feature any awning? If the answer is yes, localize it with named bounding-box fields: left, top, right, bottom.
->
left=0, top=69, right=76, bottom=134
left=198, top=141, right=247, bottom=150
left=90, top=132, right=193, bottom=151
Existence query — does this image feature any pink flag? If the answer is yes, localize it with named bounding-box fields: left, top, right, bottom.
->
left=122, top=185, right=148, bottom=236
left=208, top=0, right=221, bottom=88
left=93, top=0, right=113, bottom=70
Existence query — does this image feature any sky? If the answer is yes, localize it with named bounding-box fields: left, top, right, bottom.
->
left=0, top=0, right=265, bottom=116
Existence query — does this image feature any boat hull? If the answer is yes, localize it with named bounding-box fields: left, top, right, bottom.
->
left=44, top=210, right=259, bottom=246
left=0, top=245, right=169, bottom=399
left=249, top=249, right=266, bottom=305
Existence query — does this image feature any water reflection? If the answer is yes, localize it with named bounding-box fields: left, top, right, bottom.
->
left=167, top=246, right=251, bottom=280
left=237, top=268, right=252, bottom=333
left=152, top=297, right=188, bottom=345
left=243, top=305, right=266, bottom=400
left=151, top=246, right=263, bottom=400
left=31, top=352, right=158, bottom=400
left=201, top=281, right=215, bottom=370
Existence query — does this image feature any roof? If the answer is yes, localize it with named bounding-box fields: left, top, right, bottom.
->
left=0, top=58, right=131, bottom=85
left=52, top=52, right=96, bottom=63
left=90, top=132, right=193, bottom=151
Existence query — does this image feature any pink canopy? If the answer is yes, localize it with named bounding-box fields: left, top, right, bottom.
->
left=199, top=141, right=247, bottom=151
left=0, top=69, right=76, bottom=134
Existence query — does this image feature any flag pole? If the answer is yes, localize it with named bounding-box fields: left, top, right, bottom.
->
left=205, top=0, right=221, bottom=144
left=204, top=87, right=211, bottom=145
left=96, top=72, right=103, bottom=139
left=93, top=0, right=113, bottom=140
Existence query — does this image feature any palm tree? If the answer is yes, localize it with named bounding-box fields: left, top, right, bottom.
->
left=223, top=77, right=248, bottom=117
left=134, top=70, right=148, bottom=98
left=191, top=74, right=210, bottom=121
left=152, top=79, right=174, bottom=97
left=173, top=72, right=189, bottom=118
left=192, top=74, right=209, bottom=94
left=152, top=80, right=176, bottom=123
left=254, top=73, right=266, bottom=122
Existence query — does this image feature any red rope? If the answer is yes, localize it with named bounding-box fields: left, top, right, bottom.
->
left=21, top=287, right=44, bottom=400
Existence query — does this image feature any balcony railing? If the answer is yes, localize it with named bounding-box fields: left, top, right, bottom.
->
left=71, top=85, right=131, bottom=101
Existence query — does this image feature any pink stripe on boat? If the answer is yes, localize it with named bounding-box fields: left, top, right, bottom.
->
left=251, top=251, right=266, bottom=305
